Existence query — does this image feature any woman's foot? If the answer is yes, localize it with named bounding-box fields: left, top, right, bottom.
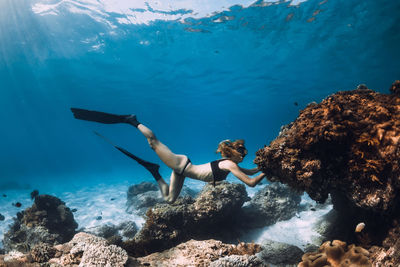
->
left=124, top=115, right=140, bottom=127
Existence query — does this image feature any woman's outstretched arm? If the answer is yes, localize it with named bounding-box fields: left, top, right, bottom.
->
left=222, top=161, right=266, bottom=187
left=239, top=166, right=260, bottom=175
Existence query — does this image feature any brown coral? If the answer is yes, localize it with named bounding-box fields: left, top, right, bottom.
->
left=228, top=241, right=262, bottom=256
left=30, top=243, right=56, bottom=263
left=299, top=240, right=371, bottom=267
left=389, top=80, right=400, bottom=95
left=255, top=85, right=400, bottom=214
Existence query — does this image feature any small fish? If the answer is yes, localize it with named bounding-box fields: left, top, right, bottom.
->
left=96, top=216, right=102, bottom=220
left=71, top=208, right=78, bottom=213
left=355, top=222, right=365, bottom=233
left=294, top=102, right=299, bottom=106
left=2, top=194, right=6, bottom=197
left=110, top=198, right=115, bottom=201
left=30, top=190, right=39, bottom=200
left=13, top=202, right=22, bottom=208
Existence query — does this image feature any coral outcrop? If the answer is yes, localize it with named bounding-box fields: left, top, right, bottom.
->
left=84, top=221, right=138, bottom=246
left=126, top=182, right=197, bottom=215
left=0, top=232, right=129, bottom=266
left=257, top=239, right=303, bottom=265
left=299, top=240, right=371, bottom=267
left=369, top=220, right=400, bottom=267
left=0, top=237, right=263, bottom=267
left=3, top=194, right=78, bottom=253
left=30, top=243, right=56, bottom=263
left=242, top=182, right=302, bottom=228
left=255, top=82, right=400, bottom=266
left=255, top=86, right=400, bottom=214
left=132, top=239, right=264, bottom=267
left=123, top=181, right=250, bottom=256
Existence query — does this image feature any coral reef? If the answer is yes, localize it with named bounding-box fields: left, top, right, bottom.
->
left=123, top=181, right=250, bottom=257
left=84, top=221, right=138, bottom=246
left=50, top=232, right=128, bottom=266
left=257, top=239, right=303, bottom=265
left=299, top=240, right=371, bottom=267
left=0, top=236, right=263, bottom=266
left=3, top=195, right=78, bottom=253
left=126, top=182, right=197, bottom=215
left=255, top=86, right=400, bottom=214
left=132, top=239, right=264, bottom=267
left=390, top=80, right=400, bottom=95
left=30, top=243, right=56, bottom=263
left=242, top=182, right=302, bottom=228
left=369, top=220, right=400, bottom=266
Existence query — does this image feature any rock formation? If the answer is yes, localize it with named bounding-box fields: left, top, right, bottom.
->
left=255, top=81, right=400, bottom=266
left=3, top=195, right=78, bottom=253
left=0, top=235, right=265, bottom=267
left=123, top=181, right=250, bottom=256
left=242, top=182, right=302, bottom=228
left=257, top=239, right=303, bottom=265
left=255, top=86, right=400, bottom=214
left=126, top=181, right=197, bottom=215
left=131, top=239, right=264, bottom=267
left=369, top=220, right=400, bottom=267
left=84, top=221, right=138, bottom=246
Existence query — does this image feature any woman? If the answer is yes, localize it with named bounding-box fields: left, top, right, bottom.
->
left=71, top=108, right=266, bottom=203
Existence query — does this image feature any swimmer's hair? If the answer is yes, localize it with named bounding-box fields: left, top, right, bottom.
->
left=216, top=139, right=246, bottom=162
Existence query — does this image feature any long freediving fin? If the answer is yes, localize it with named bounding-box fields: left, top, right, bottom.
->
left=71, top=108, right=127, bottom=124
left=94, top=131, right=162, bottom=180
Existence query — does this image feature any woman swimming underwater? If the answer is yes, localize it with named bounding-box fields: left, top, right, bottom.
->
left=71, top=108, right=266, bottom=203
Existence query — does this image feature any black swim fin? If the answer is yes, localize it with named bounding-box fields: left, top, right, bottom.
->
left=93, top=131, right=162, bottom=180
left=71, top=108, right=127, bottom=124
left=114, top=146, right=162, bottom=180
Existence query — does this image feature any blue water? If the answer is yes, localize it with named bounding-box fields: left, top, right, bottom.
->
left=0, top=0, right=399, bottom=190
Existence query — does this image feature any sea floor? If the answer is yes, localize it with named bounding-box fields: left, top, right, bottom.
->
left=0, top=176, right=332, bottom=250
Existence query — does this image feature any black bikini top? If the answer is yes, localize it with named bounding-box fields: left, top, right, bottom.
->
left=210, top=159, right=230, bottom=186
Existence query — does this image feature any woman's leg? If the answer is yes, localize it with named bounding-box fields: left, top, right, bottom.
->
left=136, top=124, right=188, bottom=173
left=126, top=117, right=188, bottom=203
left=158, top=171, right=186, bottom=203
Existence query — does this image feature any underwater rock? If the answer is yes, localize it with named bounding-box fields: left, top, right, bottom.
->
left=299, top=240, right=371, bottom=267
left=132, top=239, right=264, bottom=267
left=126, top=182, right=197, bottom=215
left=118, top=221, right=138, bottom=239
left=241, top=182, right=302, bottom=228
left=127, top=182, right=158, bottom=196
left=68, top=233, right=128, bottom=267
left=86, top=224, right=119, bottom=239
left=30, top=190, right=39, bottom=200
left=2, top=194, right=78, bottom=253
left=255, top=86, right=400, bottom=215
left=123, top=181, right=249, bottom=257
left=257, top=239, right=303, bottom=265
left=34, top=232, right=128, bottom=266
left=369, top=220, right=400, bottom=267
left=84, top=221, right=138, bottom=241
left=390, top=80, right=400, bottom=95
left=126, top=190, right=163, bottom=215
left=210, top=255, right=267, bottom=267
left=30, top=243, right=56, bottom=263
left=0, top=236, right=263, bottom=267
left=0, top=232, right=128, bottom=266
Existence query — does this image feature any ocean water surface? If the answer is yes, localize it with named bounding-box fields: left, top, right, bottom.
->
left=0, top=0, right=399, bottom=251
